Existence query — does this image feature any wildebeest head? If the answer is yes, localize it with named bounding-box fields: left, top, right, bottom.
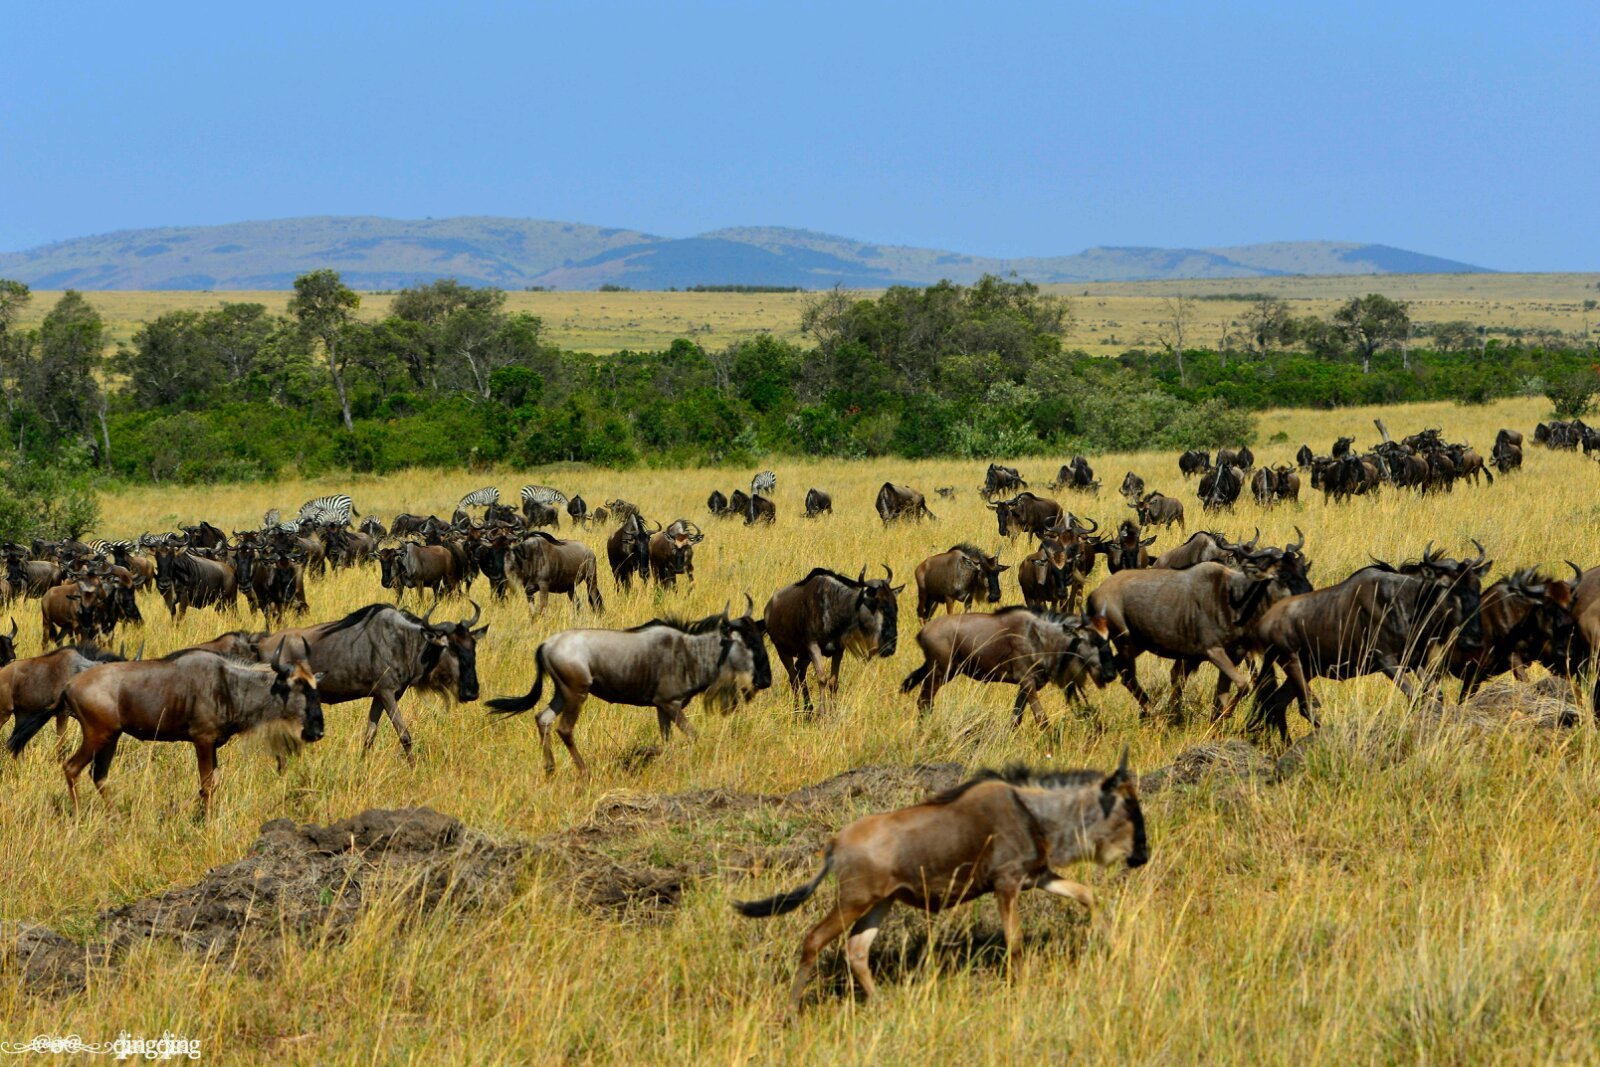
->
left=1244, top=527, right=1313, bottom=596
left=419, top=600, right=488, bottom=702
left=1398, top=541, right=1491, bottom=651
left=850, top=564, right=905, bottom=658
left=0, top=618, right=16, bottom=666
left=708, top=596, right=773, bottom=706
left=269, top=639, right=324, bottom=743
left=954, top=547, right=1009, bottom=604
left=377, top=545, right=401, bottom=589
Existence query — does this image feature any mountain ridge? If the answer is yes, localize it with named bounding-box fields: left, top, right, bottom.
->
left=0, top=216, right=1493, bottom=290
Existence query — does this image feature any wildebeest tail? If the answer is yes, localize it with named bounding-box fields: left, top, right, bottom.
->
left=733, top=847, right=832, bottom=918
left=7, top=705, right=58, bottom=757
left=901, top=662, right=932, bottom=694
left=486, top=644, right=548, bottom=715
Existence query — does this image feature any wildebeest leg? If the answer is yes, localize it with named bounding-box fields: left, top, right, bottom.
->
left=365, top=691, right=415, bottom=763
left=1166, top=659, right=1193, bottom=720
left=664, top=701, right=697, bottom=742
left=791, top=898, right=872, bottom=1010
left=1205, top=648, right=1254, bottom=720
left=995, top=880, right=1023, bottom=960
left=827, top=652, right=844, bottom=700
left=1028, top=874, right=1095, bottom=913
left=1279, top=654, right=1320, bottom=729
left=194, top=740, right=217, bottom=818
left=1111, top=642, right=1153, bottom=712
left=656, top=707, right=673, bottom=743
left=806, top=645, right=830, bottom=711
left=552, top=704, right=588, bottom=775
left=62, top=726, right=115, bottom=815
left=845, top=899, right=892, bottom=1000
left=774, top=647, right=804, bottom=708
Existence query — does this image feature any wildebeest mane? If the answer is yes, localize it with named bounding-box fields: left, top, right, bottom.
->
left=626, top=612, right=725, bottom=635
left=949, top=543, right=986, bottom=558
left=796, top=567, right=862, bottom=588
left=317, top=602, right=397, bottom=637
left=925, top=762, right=1102, bottom=805
left=71, top=642, right=126, bottom=663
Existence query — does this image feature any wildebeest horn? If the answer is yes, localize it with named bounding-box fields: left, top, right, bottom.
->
left=421, top=602, right=437, bottom=628
left=271, top=641, right=285, bottom=673
left=649, top=520, right=662, bottom=533
left=743, top=593, right=754, bottom=617
left=1423, top=541, right=1437, bottom=563
left=5, top=618, right=13, bottom=639
left=1568, top=560, right=1585, bottom=583
left=1469, top=540, right=1486, bottom=567
left=1245, top=528, right=1261, bottom=550
left=1081, top=515, right=1098, bottom=534
left=857, top=566, right=867, bottom=583
left=462, top=599, right=481, bottom=629
left=882, top=563, right=893, bottom=583
left=134, top=641, right=145, bottom=662
left=1289, top=526, right=1305, bottom=554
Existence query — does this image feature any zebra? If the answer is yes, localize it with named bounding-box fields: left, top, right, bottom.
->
left=89, top=538, right=131, bottom=558
left=751, top=470, right=776, bottom=497
left=520, top=484, right=568, bottom=507
left=261, top=508, right=281, bottom=531
left=297, top=494, right=356, bottom=526
left=459, top=486, right=500, bottom=509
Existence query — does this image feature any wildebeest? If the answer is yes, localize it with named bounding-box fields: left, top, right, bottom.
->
left=1491, top=431, right=1523, bottom=474
left=1272, top=465, right=1301, bottom=504
left=981, top=463, right=1027, bottom=500
left=744, top=494, right=777, bottom=525
left=648, top=520, right=704, bottom=587
left=1295, top=444, right=1314, bottom=469
left=1250, top=467, right=1278, bottom=506
left=875, top=483, right=936, bottom=524
left=9, top=643, right=323, bottom=815
left=734, top=755, right=1146, bottom=1010
left=1445, top=568, right=1576, bottom=700
left=5, top=551, right=62, bottom=599
left=1178, top=450, right=1210, bottom=479
left=377, top=542, right=460, bottom=602
left=523, top=500, right=562, bottom=529
left=41, top=576, right=102, bottom=645
left=915, top=544, right=1008, bottom=620
left=1019, top=538, right=1073, bottom=610
left=1047, top=455, right=1099, bottom=493
left=1087, top=535, right=1312, bottom=720
left=901, top=609, right=1116, bottom=723
left=804, top=488, right=833, bottom=519
left=1562, top=564, right=1600, bottom=714
left=764, top=567, right=901, bottom=710
left=258, top=602, right=485, bottom=760
left=153, top=542, right=238, bottom=620
left=1331, top=436, right=1355, bottom=457
left=513, top=532, right=605, bottom=615
left=486, top=604, right=771, bottom=775
left=567, top=494, right=589, bottom=526
left=0, top=639, right=119, bottom=738
left=1129, top=490, right=1184, bottom=529
left=1119, top=471, right=1145, bottom=500
left=1152, top=529, right=1255, bottom=570
left=1197, top=464, right=1244, bottom=511
left=606, top=512, right=657, bottom=590
left=1104, top=520, right=1157, bottom=574
left=707, top=490, right=730, bottom=517
left=727, top=490, right=750, bottom=520
left=988, top=492, right=1063, bottom=539
left=1248, top=544, right=1489, bottom=739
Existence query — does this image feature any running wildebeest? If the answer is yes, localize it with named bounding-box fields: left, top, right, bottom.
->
left=1445, top=568, right=1576, bottom=700
left=0, top=640, right=121, bottom=738
left=513, top=531, right=605, bottom=615
left=9, top=643, right=323, bottom=816
left=764, top=567, right=901, bottom=710
left=486, top=602, right=771, bottom=775
left=804, top=488, right=833, bottom=519
left=901, top=608, right=1116, bottom=724
left=258, top=602, right=485, bottom=761
left=1248, top=544, right=1489, bottom=739
left=734, top=754, right=1147, bottom=1010
left=915, top=544, right=1008, bottom=620
left=875, top=483, right=936, bottom=524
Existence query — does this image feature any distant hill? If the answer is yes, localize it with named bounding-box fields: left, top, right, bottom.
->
left=0, top=217, right=1492, bottom=290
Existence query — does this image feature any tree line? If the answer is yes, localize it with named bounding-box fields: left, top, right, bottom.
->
left=0, top=272, right=1595, bottom=488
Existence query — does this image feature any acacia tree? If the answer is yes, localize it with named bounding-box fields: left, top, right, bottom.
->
left=1153, top=294, right=1193, bottom=388
left=1240, top=295, right=1292, bottom=356
left=1332, top=294, right=1410, bottom=373
left=289, top=269, right=361, bottom=429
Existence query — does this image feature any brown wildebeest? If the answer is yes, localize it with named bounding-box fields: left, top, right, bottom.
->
left=764, top=567, right=901, bottom=710
left=734, top=755, right=1147, bottom=1010
left=1564, top=563, right=1600, bottom=716
left=1019, top=538, right=1072, bottom=610
left=486, top=604, right=772, bottom=775
left=41, top=576, right=102, bottom=646
left=874, top=483, right=936, bottom=524
left=0, top=642, right=124, bottom=741
left=1445, top=567, right=1576, bottom=701
left=1103, top=520, right=1157, bottom=574
left=514, top=531, right=604, bottom=615
left=1119, top=471, right=1145, bottom=500
left=914, top=544, right=1007, bottom=620
left=901, top=607, right=1116, bottom=724
left=189, top=629, right=265, bottom=661
left=606, top=512, right=656, bottom=589
left=1046, top=455, right=1099, bottom=492
left=1129, top=490, right=1184, bottom=530
left=981, top=463, right=1027, bottom=500
left=9, top=643, right=323, bottom=815
left=987, top=492, right=1062, bottom=539
left=1087, top=538, right=1311, bottom=720
left=744, top=494, right=777, bottom=525
left=379, top=542, right=459, bottom=602
left=1152, top=529, right=1256, bottom=570
left=6, top=551, right=62, bottom=599
left=648, top=520, right=704, bottom=587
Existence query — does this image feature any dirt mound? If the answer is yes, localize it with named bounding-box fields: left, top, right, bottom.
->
left=3, top=808, right=527, bottom=993
left=532, top=764, right=965, bottom=919
left=1141, top=740, right=1277, bottom=794
left=1459, top=676, right=1584, bottom=728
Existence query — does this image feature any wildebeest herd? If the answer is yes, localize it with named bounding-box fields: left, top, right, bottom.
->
left=4, top=423, right=1595, bottom=1005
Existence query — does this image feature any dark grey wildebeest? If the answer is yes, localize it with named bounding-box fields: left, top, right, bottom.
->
left=764, top=567, right=902, bottom=710
left=486, top=603, right=772, bottom=775
left=258, top=601, right=485, bottom=761
left=901, top=608, right=1116, bottom=726
left=648, top=520, right=704, bottom=587
left=512, top=531, right=604, bottom=615
left=914, top=544, right=1008, bottom=620
left=804, top=488, right=833, bottom=519
left=1247, top=544, right=1489, bottom=739
left=606, top=511, right=657, bottom=589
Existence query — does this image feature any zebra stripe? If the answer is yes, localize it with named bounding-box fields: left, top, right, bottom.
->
left=297, top=494, right=355, bottom=525
left=459, top=486, right=501, bottom=508
left=261, top=508, right=281, bottom=531
left=751, top=470, right=776, bottom=496
left=520, top=484, right=568, bottom=506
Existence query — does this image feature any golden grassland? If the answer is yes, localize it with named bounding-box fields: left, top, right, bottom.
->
left=3, top=395, right=1600, bottom=1064
left=16, top=272, right=1600, bottom=355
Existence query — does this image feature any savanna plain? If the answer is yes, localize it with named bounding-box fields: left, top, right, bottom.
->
left=4, top=395, right=1599, bottom=1065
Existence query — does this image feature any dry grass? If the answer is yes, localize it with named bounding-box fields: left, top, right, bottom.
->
left=3, top=394, right=1599, bottom=1063
left=17, top=272, right=1600, bottom=354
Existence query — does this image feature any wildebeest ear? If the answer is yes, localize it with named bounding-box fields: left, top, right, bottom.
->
left=1087, top=615, right=1109, bottom=638
left=471, top=625, right=489, bottom=638
left=996, top=563, right=1012, bottom=572
left=890, top=583, right=906, bottom=594
left=1103, top=747, right=1131, bottom=792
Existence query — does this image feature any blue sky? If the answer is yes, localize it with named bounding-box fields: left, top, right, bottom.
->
left=2, top=1, right=1595, bottom=269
